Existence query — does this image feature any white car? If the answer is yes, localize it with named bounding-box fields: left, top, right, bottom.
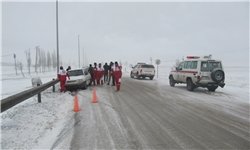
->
left=65, top=68, right=91, bottom=91
left=169, top=56, right=225, bottom=91
left=130, top=63, right=155, bottom=80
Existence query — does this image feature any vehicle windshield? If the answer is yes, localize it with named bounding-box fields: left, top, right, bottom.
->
left=68, top=70, right=84, bottom=76
left=141, top=65, right=154, bottom=68
left=201, top=61, right=222, bottom=72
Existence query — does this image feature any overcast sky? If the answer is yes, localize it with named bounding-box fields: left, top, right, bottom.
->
left=2, top=1, right=249, bottom=67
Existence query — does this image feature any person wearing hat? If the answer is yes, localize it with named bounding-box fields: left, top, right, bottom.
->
left=113, top=61, right=122, bottom=91
left=107, top=61, right=115, bottom=86
left=58, top=66, right=69, bottom=92
left=96, top=63, right=104, bottom=85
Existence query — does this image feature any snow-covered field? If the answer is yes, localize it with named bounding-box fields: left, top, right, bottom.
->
left=1, top=66, right=58, bottom=99
left=0, top=64, right=249, bottom=149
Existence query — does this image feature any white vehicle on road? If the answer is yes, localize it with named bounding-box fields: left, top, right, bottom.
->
left=65, top=67, right=91, bottom=91
left=169, top=56, right=225, bottom=91
left=130, top=63, right=155, bottom=80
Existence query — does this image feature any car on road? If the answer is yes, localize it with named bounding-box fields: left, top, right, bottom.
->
left=130, top=63, right=155, bottom=80
left=169, top=56, right=225, bottom=91
left=65, top=67, right=91, bottom=91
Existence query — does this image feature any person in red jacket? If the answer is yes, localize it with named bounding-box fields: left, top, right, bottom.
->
left=96, top=63, right=104, bottom=85
left=113, top=61, right=122, bottom=91
left=58, top=66, right=69, bottom=92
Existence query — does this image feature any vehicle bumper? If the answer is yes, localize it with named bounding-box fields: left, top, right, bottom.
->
left=139, top=74, right=154, bottom=77
left=65, top=82, right=86, bottom=90
left=196, top=82, right=225, bottom=88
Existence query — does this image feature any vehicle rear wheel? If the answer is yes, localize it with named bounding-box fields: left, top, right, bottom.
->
left=187, top=78, right=195, bottom=91
left=207, top=86, right=218, bottom=92
left=169, top=76, right=175, bottom=87
left=149, top=76, right=153, bottom=80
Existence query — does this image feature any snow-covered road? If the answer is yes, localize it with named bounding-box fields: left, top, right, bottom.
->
left=1, top=76, right=250, bottom=149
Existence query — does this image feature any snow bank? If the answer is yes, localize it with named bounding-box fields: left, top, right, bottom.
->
left=1, top=85, right=75, bottom=149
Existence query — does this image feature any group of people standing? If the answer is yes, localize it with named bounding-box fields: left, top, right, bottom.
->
left=88, top=61, right=122, bottom=91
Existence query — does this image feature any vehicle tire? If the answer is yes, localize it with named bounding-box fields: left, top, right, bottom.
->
left=169, top=76, right=175, bottom=87
left=149, top=76, right=153, bottom=80
left=82, top=82, right=87, bottom=89
left=130, top=72, right=133, bottom=78
left=187, top=78, right=195, bottom=91
left=136, top=72, right=140, bottom=79
left=207, top=86, right=218, bottom=92
left=211, top=69, right=225, bottom=83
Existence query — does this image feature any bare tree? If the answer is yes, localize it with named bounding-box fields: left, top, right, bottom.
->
left=25, top=49, right=31, bottom=74
left=47, top=51, right=51, bottom=71
left=52, top=50, right=57, bottom=70
left=40, top=50, right=46, bottom=72
left=13, top=53, right=17, bottom=75
left=17, top=61, right=25, bottom=77
left=35, top=46, right=40, bottom=73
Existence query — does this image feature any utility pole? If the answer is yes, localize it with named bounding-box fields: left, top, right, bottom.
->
left=78, top=35, right=80, bottom=68
left=13, top=53, right=17, bottom=75
left=82, top=48, right=84, bottom=67
left=56, top=0, right=59, bottom=73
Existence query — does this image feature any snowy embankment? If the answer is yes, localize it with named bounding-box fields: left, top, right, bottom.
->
left=1, top=64, right=249, bottom=149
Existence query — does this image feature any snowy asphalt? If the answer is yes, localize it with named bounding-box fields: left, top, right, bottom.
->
left=55, top=77, right=250, bottom=150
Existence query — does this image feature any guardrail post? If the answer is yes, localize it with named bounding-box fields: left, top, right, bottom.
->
left=52, top=79, right=55, bottom=92
left=37, top=84, right=41, bottom=103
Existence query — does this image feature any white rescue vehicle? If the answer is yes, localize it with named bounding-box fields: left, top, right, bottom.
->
left=169, top=55, right=225, bottom=91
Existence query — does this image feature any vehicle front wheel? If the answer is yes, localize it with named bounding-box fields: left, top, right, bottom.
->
left=169, top=76, right=175, bottom=87
left=130, top=72, right=134, bottom=78
left=149, top=76, right=154, bottom=80
left=187, top=78, right=195, bottom=91
left=82, top=82, right=88, bottom=89
left=207, top=86, right=218, bottom=92
left=136, top=72, right=140, bottom=79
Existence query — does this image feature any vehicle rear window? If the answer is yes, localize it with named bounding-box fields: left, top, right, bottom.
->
left=201, top=61, right=222, bottom=72
left=68, top=70, right=83, bottom=76
left=141, top=65, right=154, bottom=68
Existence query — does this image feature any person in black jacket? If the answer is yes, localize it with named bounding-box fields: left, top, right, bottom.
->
left=107, top=61, right=115, bottom=86
left=88, top=64, right=95, bottom=86
left=103, top=62, right=109, bottom=83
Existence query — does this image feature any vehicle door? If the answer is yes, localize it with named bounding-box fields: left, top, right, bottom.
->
left=174, top=62, right=184, bottom=81
left=200, top=61, right=211, bottom=82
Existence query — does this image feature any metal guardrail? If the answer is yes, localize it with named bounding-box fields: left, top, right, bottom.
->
left=1, top=79, right=59, bottom=113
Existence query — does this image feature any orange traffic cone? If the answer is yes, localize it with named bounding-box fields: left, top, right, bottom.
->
left=73, top=95, right=80, bottom=112
left=92, top=88, right=98, bottom=103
